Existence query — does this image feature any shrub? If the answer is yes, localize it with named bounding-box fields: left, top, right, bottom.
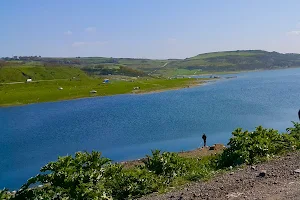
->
left=287, top=122, right=300, bottom=142
left=0, top=189, right=13, bottom=200
left=104, top=167, right=165, bottom=199
left=143, top=150, right=216, bottom=182
left=218, top=125, right=299, bottom=167
left=14, top=151, right=113, bottom=200
left=143, top=150, right=189, bottom=180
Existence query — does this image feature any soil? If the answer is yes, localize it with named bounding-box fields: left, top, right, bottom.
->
left=139, top=151, right=300, bottom=200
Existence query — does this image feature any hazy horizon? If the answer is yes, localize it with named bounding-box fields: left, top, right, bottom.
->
left=1, top=49, right=294, bottom=60
left=2, top=0, right=300, bottom=59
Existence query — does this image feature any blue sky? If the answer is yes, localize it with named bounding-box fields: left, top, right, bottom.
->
left=1, top=0, right=300, bottom=59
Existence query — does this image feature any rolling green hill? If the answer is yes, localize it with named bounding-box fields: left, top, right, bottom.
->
left=3, top=50, right=300, bottom=77
left=160, top=50, right=300, bottom=76
left=0, top=62, right=89, bottom=83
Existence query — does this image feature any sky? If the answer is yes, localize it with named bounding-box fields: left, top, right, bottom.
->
left=1, top=0, right=300, bottom=59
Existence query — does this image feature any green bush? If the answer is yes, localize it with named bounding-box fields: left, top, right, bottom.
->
left=143, top=150, right=216, bottom=182
left=0, top=189, right=13, bottom=200
left=218, top=125, right=300, bottom=167
left=287, top=122, right=300, bottom=142
left=143, top=150, right=189, bottom=179
left=104, top=167, right=165, bottom=199
left=15, top=151, right=112, bottom=200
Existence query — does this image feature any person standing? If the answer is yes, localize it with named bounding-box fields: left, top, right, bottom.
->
left=202, top=133, right=207, bottom=147
left=298, top=109, right=300, bottom=120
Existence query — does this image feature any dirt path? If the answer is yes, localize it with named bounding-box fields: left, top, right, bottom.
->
left=139, top=151, right=300, bottom=200
left=148, top=62, right=169, bottom=75
left=0, top=79, right=68, bottom=85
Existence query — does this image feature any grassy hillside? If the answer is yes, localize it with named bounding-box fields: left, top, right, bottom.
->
left=4, top=50, right=300, bottom=77
left=0, top=62, right=89, bottom=83
left=0, top=78, right=200, bottom=106
left=161, top=50, right=300, bottom=75
left=0, top=61, right=205, bottom=106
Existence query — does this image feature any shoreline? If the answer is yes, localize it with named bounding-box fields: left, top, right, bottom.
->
left=0, top=79, right=216, bottom=108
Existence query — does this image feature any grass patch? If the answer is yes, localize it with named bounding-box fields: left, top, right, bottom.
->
left=0, top=78, right=199, bottom=106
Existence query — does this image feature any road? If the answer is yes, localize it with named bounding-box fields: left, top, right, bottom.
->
left=0, top=79, right=68, bottom=85
left=148, top=62, right=169, bottom=76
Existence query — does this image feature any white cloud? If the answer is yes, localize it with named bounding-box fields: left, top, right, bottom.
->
left=72, top=41, right=107, bottom=47
left=64, top=30, right=72, bottom=35
left=286, top=30, right=300, bottom=36
left=85, top=27, right=96, bottom=33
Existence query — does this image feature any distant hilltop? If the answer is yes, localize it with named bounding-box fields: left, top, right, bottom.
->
left=2, top=50, right=300, bottom=77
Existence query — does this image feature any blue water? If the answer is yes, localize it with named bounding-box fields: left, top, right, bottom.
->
left=1, top=68, right=300, bottom=189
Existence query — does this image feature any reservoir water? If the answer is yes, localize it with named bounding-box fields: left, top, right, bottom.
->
left=1, top=68, right=300, bottom=189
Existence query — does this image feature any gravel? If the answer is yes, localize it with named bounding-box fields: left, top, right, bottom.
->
left=139, top=151, right=300, bottom=200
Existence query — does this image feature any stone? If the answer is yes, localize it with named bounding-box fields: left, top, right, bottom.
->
left=294, top=169, right=300, bottom=173
left=251, top=166, right=256, bottom=170
left=259, top=170, right=267, bottom=177
left=209, top=145, right=216, bottom=150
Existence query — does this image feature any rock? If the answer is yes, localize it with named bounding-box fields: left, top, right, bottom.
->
left=251, top=166, right=256, bottom=170
left=230, top=172, right=234, bottom=175
left=209, top=145, right=216, bottom=150
left=259, top=170, right=267, bottom=177
left=192, top=193, right=199, bottom=198
left=294, top=169, right=300, bottom=173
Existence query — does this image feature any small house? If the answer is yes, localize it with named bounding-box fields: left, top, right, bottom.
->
left=90, top=90, right=97, bottom=94
left=26, top=79, right=32, bottom=83
left=58, top=87, right=63, bottom=90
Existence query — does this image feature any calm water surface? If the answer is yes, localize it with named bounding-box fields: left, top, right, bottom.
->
left=1, top=68, right=300, bottom=189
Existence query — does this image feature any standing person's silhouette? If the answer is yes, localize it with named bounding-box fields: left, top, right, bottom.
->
left=202, top=133, right=207, bottom=147
left=298, top=109, right=300, bottom=120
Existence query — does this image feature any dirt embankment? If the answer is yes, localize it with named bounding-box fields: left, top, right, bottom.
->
left=139, top=151, right=300, bottom=200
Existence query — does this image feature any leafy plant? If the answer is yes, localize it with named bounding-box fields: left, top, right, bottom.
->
left=14, top=151, right=113, bottom=200
left=218, top=125, right=299, bottom=167
left=143, top=150, right=189, bottom=180
left=0, top=189, right=13, bottom=200
left=287, top=122, right=300, bottom=142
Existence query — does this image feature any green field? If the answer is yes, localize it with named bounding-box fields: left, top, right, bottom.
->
left=0, top=64, right=89, bottom=83
left=0, top=78, right=200, bottom=107
left=0, top=62, right=205, bottom=106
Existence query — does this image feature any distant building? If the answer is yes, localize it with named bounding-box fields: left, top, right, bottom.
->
left=90, top=90, right=97, bottom=94
left=103, top=79, right=109, bottom=83
left=26, top=79, right=32, bottom=82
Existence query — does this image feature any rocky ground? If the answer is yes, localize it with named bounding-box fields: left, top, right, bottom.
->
left=139, top=151, right=300, bottom=200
